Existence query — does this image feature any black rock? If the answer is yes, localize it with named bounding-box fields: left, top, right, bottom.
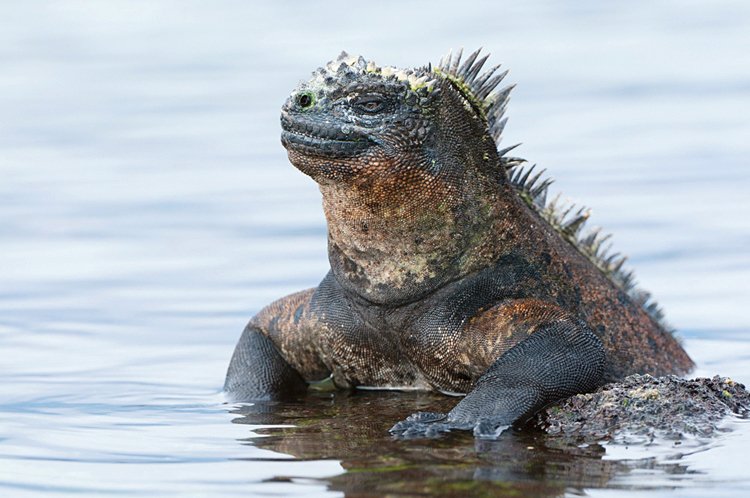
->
left=537, top=375, right=750, bottom=444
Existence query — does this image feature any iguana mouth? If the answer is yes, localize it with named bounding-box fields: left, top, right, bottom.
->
left=281, top=112, right=375, bottom=158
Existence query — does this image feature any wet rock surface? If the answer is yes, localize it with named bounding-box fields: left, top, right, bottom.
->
left=537, top=375, right=750, bottom=444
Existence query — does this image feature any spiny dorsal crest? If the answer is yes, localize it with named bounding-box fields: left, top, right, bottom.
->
left=434, top=47, right=671, bottom=330
left=436, top=48, right=514, bottom=145
left=508, top=161, right=672, bottom=331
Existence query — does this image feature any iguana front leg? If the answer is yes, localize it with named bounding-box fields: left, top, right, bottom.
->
left=224, top=289, right=326, bottom=401
left=224, top=325, right=308, bottom=400
left=390, top=302, right=606, bottom=438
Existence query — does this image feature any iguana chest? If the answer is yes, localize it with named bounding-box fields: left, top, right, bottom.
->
left=308, top=315, right=426, bottom=390
left=303, top=265, right=534, bottom=393
left=306, top=311, right=476, bottom=393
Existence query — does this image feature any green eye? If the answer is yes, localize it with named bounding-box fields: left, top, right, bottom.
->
left=297, top=91, right=315, bottom=109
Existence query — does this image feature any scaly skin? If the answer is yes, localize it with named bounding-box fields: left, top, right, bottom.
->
left=224, top=50, right=693, bottom=438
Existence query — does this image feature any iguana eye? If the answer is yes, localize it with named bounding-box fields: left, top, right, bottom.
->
left=353, top=95, right=386, bottom=114
left=296, top=91, right=316, bottom=109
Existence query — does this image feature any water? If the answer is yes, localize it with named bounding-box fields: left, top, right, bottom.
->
left=1, top=1, right=749, bottom=496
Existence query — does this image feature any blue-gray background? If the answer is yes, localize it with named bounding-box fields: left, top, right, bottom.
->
left=1, top=1, right=749, bottom=496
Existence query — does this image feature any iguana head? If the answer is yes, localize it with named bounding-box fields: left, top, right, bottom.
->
left=280, top=50, right=515, bottom=304
left=281, top=50, right=511, bottom=187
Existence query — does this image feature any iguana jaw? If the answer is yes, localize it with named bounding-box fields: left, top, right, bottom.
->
left=280, top=110, right=376, bottom=159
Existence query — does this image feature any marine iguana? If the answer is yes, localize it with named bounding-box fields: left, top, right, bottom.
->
left=224, top=49, right=694, bottom=438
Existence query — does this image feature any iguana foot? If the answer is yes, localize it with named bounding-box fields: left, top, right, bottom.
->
left=389, top=411, right=452, bottom=438
left=389, top=411, right=511, bottom=439
left=472, top=419, right=512, bottom=439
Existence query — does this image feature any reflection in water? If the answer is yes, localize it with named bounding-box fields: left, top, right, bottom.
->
left=229, top=391, right=696, bottom=497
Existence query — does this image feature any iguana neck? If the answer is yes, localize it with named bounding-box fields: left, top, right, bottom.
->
left=321, top=162, right=520, bottom=306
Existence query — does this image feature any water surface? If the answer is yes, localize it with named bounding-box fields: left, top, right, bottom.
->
left=1, top=1, right=749, bottom=496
